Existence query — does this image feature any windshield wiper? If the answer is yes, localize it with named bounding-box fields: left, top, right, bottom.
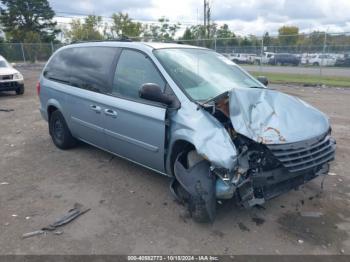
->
left=199, top=91, right=229, bottom=107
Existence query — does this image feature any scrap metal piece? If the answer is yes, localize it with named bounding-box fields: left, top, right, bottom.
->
left=42, top=203, right=90, bottom=231
left=22, top=203, right=90, bottom=239
left=0, top=108, right=14, bottom=112
left=22, top=230, right=46, bottom=239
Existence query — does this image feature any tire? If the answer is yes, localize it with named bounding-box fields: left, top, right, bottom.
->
left=174, top=150, right=215, bottom=223
left=15, top=85, right=24, bottom=95
left=49, top=110, right=77, bottom=149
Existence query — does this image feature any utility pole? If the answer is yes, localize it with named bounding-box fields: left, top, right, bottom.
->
left=207, top=4, right=211, bottom=39
left=203, top=0, right=207, bottom=38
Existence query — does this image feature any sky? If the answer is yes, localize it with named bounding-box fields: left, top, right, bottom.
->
left=49, top=0, right=350, bottom=36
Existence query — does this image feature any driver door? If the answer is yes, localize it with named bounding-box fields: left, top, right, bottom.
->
left=102, top=49, right=167, bottom=172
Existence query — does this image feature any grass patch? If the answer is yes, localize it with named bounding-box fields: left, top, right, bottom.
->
left=250, top=71, right=350, bottom=87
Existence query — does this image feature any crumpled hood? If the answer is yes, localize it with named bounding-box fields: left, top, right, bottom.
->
left=229, top=87, right=330, bottom=144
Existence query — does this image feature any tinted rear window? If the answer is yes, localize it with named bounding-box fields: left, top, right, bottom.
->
left=44, top=47, right=120, bottom=93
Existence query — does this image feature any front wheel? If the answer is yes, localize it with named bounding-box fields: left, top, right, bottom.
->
left=15, top=85, right=24, bottom=95
left=49, top=110, right=77, bottom=149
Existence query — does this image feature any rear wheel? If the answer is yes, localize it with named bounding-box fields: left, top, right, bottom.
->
left=49, top=110, right=77, bottom=149
left=15, top=85, right=24, bottom=95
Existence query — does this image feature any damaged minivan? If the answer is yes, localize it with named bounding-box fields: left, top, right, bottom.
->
left=39, top=42, right=336, bottom=222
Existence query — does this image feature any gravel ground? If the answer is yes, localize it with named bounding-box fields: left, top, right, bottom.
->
left=0, top=67, right=349, bottom=255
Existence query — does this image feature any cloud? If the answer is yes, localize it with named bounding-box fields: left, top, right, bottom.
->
left=49, top=0, right=350, bottom=35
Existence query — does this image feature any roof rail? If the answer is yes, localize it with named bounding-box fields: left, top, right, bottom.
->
left=70, top=36, right=132, bottom=44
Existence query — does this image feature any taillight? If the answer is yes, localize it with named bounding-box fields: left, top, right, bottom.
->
left=36, top=81, right=41, bottom=96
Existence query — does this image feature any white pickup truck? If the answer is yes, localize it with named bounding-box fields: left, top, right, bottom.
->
left=254, top=52, right=275, bottom=65
left=229, top=53, right=257, bottom=64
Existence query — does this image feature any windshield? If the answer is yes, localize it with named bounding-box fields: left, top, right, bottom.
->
left=154, top=48, right=264, bottom=101
left=0, top=60, right=9, bottom=68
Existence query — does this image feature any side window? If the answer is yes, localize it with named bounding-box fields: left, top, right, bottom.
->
left=45, top=47, right=119, bottom=93
left=112, top=49, right=165, bottom=100
left=44, top=48, right=72, bottom=84
left=68, top=47, right=119, bottom=93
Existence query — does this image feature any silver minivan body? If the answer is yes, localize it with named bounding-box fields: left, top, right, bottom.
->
left=39, top=42, right=336, bottom=221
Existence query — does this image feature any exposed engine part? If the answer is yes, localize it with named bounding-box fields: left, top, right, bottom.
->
left=216, top=178, right=235, bottom=199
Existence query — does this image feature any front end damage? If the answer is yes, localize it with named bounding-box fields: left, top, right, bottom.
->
left=172, top=87, right=336, bottom=222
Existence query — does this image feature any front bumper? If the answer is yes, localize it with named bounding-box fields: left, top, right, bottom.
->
left=238, top=163, right=330, bottom=207
left=0, top=81, right=23, bottom=92
left=237, top=134, right=336, bottom=207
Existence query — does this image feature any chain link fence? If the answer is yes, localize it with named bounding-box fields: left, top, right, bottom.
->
left=1, top=32, right=350, bottom=79
left=0, top=42, right=65, bottom=63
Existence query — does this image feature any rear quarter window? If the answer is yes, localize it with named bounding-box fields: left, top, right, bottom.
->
left=44, top=46, right=120, bottom=93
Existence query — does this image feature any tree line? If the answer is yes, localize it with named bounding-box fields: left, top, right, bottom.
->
left=1, top=0, right=350, bottom=52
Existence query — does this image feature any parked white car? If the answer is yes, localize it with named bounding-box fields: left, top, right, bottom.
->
left=301, top=54, right=336, bottom=67
left=0, top=55, right=24, bottom=95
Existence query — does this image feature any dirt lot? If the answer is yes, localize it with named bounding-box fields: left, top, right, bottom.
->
left=0, top=67, right=350, bottom=255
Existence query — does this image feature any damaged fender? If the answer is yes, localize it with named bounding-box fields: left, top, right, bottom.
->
left=168, top=104, right=238, bottom=171
left=173, top=153, right=216, bottom=221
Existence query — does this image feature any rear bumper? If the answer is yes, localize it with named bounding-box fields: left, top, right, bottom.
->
left=0, top=81, right=23, bottom=92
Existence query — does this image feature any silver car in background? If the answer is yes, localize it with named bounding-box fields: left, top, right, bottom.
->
left=39, top=42, right=336, bottom=222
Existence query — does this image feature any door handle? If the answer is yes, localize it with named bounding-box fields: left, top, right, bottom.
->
left=104, top=109, right=118, bottom=118
left=90, top=105, right=102, bottom=113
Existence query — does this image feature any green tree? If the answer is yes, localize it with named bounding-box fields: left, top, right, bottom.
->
left=111, top=12, right=143, bottom=38
left=278, top=26, right=299, bottom=46
left=0, top=0, right=59, bottom=42
left=144, top=17, right=180, bottom=41
left=216, top=24, right=238, bottom=47
left=66, top=15, right=103, bottom=42
left=263, top=32, right=272, bottom=46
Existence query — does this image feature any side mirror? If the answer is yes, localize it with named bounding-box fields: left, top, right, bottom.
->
left=257, top=76, right=269, bottom=86
left=139, top=83, right=173, bottom=106
left=11, top=63, right=17, bottom=67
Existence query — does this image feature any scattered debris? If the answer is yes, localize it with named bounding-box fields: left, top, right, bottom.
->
left=298, top=239, right=304, bottom=244
left=0, top=182, right=9, bottom=185
left=22, top=203, right=90, bottom=239
left=238, top=222, right=250, bottom=232
left=0, top=108, right=14, bottom=112
left=129, top=190, right=135, bottom=194
left=300, top=211, right=323, bottom=218
left=22, top=230, right=46, bottom=239
left=12, top=214, right=18, bottom=217
left=25, top=216, right=31, bottom=220
left=254, top=205, right=266, bottom=210
left=328, top=172, right=337, bottom=176
left=280, top=205, right=285, bottom=208
left=53, top=231, right=63, bottom=236
left=42, top=203, right=90, bottom=231
left=211, top=229, right=224, bottom=238
left=251, top=216, right=265, bottom=226
left=163, top=202, right=168, bottom=206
